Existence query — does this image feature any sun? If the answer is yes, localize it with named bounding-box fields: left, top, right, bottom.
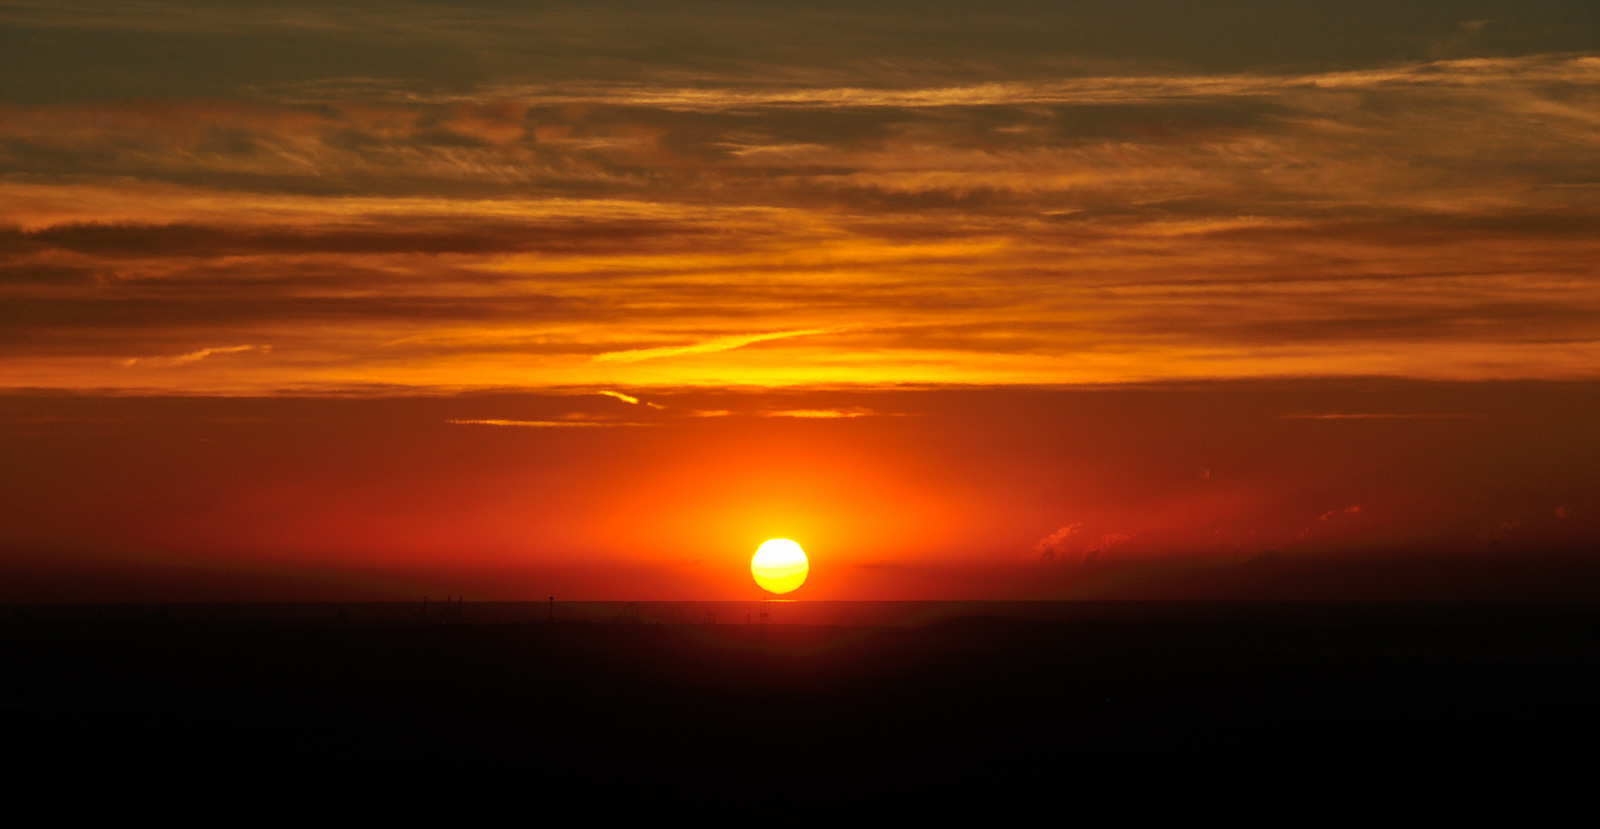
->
left=751, top=538, right=809, bottom=594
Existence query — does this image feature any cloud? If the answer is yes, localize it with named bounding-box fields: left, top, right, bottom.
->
left=1300, top=505, right=1364, bottom=541
left=0, top=264, right=95, bottom=285
left=763, top=408, right=874, bottom=418
left=597, top=390, right=666, bottom=409
left=1030, top=524, right=1082, bottom=563
left=1031, top=523, right=1136, bottom=563
left=4, top=47, right=1600, bottom=392
left=1083, top=533, right=1133, bottom=556
left=3, top=220, right=709, bottom=258
left=118, top=344, right=267, bottom=368
left=469, top=57, right=1600, bottom=111
left=1279, top=413, right=1489, bottom=420
left=591, top=328, right=838, bottom=364
left=445, top=419, right=644, bottom=428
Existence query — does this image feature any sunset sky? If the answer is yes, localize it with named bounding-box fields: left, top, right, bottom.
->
left=3, top=1, right=1598, bottom=600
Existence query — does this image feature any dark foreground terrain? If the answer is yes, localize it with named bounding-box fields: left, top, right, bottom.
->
left=4, top=603, right=1597, bottom=808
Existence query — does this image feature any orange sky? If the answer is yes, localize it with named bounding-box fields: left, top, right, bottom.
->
left=2, top=2, right=1599, bottom=599
left=3, top=383, right=1597, bottom=600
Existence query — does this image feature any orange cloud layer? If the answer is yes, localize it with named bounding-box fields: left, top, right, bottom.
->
left=2, top=55, right=1598, bottom=392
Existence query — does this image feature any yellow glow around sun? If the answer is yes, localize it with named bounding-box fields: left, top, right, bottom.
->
left=751, top=538, right=809, bottom=594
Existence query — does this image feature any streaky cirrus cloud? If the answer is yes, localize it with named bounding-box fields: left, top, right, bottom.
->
left=445, top=418, right=646, bottom=428
left=0, top=4, right=1597, bottom=394
left=598, top=390, right=668, bottom=409
left=764, top=409, right=872, bottom=419
left=591, top=329, right=842, bottom=364
left=1278, top=413, right=1490, bottom=420
left=118, top=344, right=268, bottom=368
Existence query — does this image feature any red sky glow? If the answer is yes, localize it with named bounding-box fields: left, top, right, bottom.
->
left=3, top=1, right=1599, bottom=600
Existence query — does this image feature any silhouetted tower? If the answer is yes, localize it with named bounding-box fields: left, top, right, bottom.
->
left=548, top=596, right=554, bottom=622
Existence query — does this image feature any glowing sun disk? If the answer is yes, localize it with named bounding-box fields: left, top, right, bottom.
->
left=751, top=538, right=808, bottom=594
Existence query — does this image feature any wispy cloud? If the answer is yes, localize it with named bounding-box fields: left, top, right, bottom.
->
left=764, top=408, right=874, bottom=418
left=597, top=390, right=666, bottom=409
left=118, top=345, right=268, bottom=368
left=474, top=57, right=1600, bottom=110
left=1030, top=524, right=1082, bottom=563
left=592, top=328, right=838, bottom=364
left=4, top=37, right=1599, bottom=393
left=1279, top=413, right=1489, bottom=420
left=445, top=419, right=646, bottom=428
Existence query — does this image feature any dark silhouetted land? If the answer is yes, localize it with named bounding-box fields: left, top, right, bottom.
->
left=4, top=602, right=1597, bottom=805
